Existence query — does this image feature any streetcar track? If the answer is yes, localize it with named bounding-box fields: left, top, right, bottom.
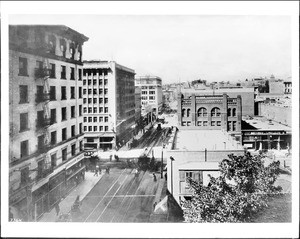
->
left=120, top=169, right=148, bottom=222
left=109, top=171, right=146, bottom=222
left=83, top=168, right=127, bottom=222
left=95, top=171, right=131, bottom=222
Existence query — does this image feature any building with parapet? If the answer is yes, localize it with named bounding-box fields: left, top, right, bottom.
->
left=9, top=25, right=88, bottom=221
left=178, top=92, right=242, bottom=142
left=82, top=60, right=136, bottom=151
left=180, top=87, right=254, bottom=116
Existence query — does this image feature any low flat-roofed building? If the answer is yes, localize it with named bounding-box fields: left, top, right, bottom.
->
left=242, top=116, right=291, bottom=151
left=166, top=129, right=244, bottom=204
left=174, top=130, right=241, bottom=151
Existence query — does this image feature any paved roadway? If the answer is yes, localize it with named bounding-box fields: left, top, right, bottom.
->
left=71, top=168, right=160, bottom=222
left=135, top=127, right=170, bottom=149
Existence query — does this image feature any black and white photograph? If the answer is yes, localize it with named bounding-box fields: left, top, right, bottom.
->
left=1, top=1, right=299, bottom=238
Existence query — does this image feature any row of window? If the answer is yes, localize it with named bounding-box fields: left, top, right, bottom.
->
left=83, top=125, right=109, bottom=132
left=83, top=69, right=108, bottom=76
left=181, top=120, right=237, bottom=130
left=46, top=34, right=81, bottom=61
left=19, top=85, right=82, bottom=104
left=182, top=107, right=237, bottom=118
left=83, top=88, right=108, bottom=95
left=83, top=79, right=108, bottom=86
left=141, top=86, right=156, bottom=89
left=19, top=57, right=82, bottom=80
left=19, top=106, right=82, bottom=132
left=20, top=124, right=83, bottom=159
left=141, top=96, right=156, bottom=100
left=83, top=107, right=108, bottom=114
left=182, top=121, right=222, bottom=126
left=83, top=97, right=108, bottom=104
left=141, top=90, right=156, bottom=95
left=84, top=116, right=109, bottom=123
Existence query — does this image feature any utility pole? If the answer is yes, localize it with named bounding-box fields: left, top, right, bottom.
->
left=161, top=148, right=163, bottom=178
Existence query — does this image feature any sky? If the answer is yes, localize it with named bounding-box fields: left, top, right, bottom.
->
left=9, top=14, right=292, bottom=84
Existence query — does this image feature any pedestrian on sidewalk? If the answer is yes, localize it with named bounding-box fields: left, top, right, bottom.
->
left=55, top=202, right=60, bottom=216
left=153, top=173, right=157, bottom=182
left=94, top=166, right=98, bottom=176
left=106, top=166, right=110, bottom=174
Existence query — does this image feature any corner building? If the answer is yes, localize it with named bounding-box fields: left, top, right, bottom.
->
left=83, top=60, right=136, bottom=151
left=178, top=92, right=242, bottom=141
left=9, top=25, right=88, bottom=221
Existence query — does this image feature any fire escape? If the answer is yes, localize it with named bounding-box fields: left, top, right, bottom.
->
left=35, top=57, right=53, bottom=180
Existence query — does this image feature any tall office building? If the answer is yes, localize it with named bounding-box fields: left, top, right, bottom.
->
left=9, top=25, right=88, bottom=221
left=82, top=60, right=136, bottom=151
left=135, top=76, right=163, bottom=117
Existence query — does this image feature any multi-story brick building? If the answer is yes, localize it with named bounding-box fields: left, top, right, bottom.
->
left=82, top=60, right=136, bottom=151
left=9, top=25, right=88, bottom=221
left=135, top=76, right=163, bottom=117
left=178, top=92, right=242, bottom=142
left=181, top=87, right=254, bottom=116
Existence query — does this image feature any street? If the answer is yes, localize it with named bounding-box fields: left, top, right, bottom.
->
left=70, top=168, right=162, bottom=222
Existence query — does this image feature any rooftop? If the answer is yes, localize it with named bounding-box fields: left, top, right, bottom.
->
left=175, top=130, right=242, bottom=151
left=242, top=116, right=291, bottom=131
left=10, top=25, right=89, bottom=42
left=181, top=87, right=254, bottom=94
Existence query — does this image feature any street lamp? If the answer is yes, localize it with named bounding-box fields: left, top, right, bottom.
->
left=170, top=156, right=175, bottom=194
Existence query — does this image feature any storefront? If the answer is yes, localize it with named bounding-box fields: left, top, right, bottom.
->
left=65, top=159, right=85, bottom=194
left=10, top=187, right=30, bottom=221
left=32, top=182, right=49, bottom=220
left=48, top=170, right=66, bottom=208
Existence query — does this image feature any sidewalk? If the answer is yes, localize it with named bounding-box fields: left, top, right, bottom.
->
left=39, top=171, right=103, bottom=222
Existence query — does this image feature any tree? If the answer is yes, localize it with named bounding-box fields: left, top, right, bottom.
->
left=182, top=152, right=282, bottom=223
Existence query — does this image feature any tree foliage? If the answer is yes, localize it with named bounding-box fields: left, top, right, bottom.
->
left=182, top=152, right=282, bottom=222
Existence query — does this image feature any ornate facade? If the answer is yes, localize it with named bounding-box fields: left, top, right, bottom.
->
left=178, top=93, right=242, bottom=141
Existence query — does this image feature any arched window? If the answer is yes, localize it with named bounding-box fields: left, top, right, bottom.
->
left=182, top=109, right=186, bottom=117
left=60, top=39, right=66, bottom=57
left=70, top=42, right=75, bottom=60
left=187, top=109, right=191, bottom=117
left=197, top=107, right=207, bottom=117
left=48, top=35, right=56, bottom=54
left=232, top=108, right=236, bottom=117
left=227, top=108, right=231, bottom=117
left=77, top=44, right=82, bottom=61
left=211, top=107, right=221, bottom=117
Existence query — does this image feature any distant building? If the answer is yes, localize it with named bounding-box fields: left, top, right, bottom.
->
left=83, top=60, right=136, bottom=151
left=181, top=87, right=254, bottom=116
left=9, top=25, right=88, bottom=221
left=242, top=116, right=291, bottom=150
left=135, top=86, right=142, bottom=130
left=178, top=92, right=242, bottom=142
left=284, top=78, right=292, bottom=94
left=269, top=79, right=284, bottom=94
left=135, top=76, right=163, bottom=116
